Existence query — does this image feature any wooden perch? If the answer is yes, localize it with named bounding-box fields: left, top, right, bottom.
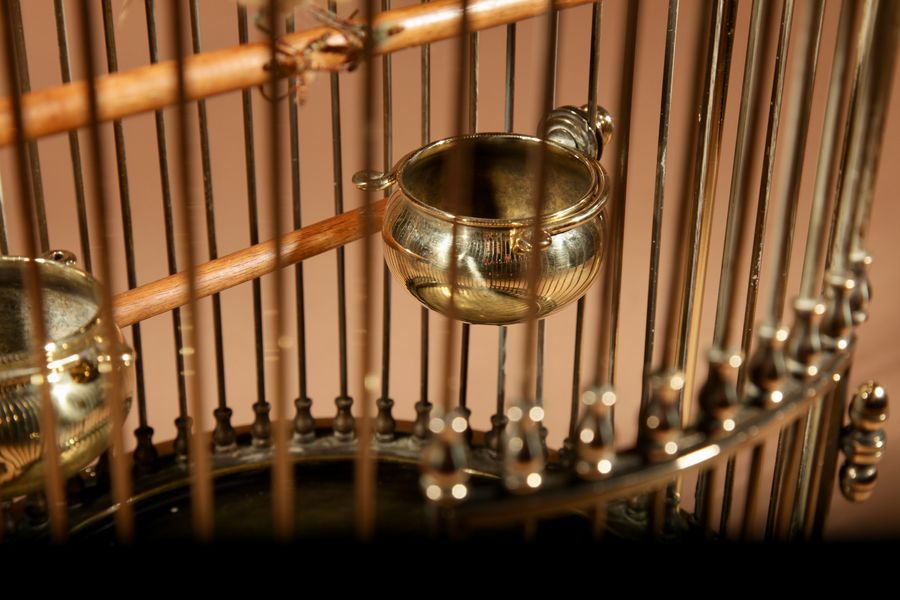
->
left=112, top=199, right=386, bottom=328
left=0, top=0, right=592, bottom=146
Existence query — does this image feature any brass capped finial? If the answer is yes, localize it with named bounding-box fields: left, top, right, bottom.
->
left=698, top=347, right=743, bottom=435
left=820, top=270, right=856, bottom=353
left=840, top=382, right=889, bottom=502
left=785, top=298, right=825, bottom=381
left=746, top=321, right=791, bottom=409
left=574, top=386, right=617, bottom=481
left=420, top=408, right=471, bottom=506
left=849, top=252, right=873, bottom=326
left=502, top=400, right=546, bottom=494
left=638, top=370, right=684, bottom=462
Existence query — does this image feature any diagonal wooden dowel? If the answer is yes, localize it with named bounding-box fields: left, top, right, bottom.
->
left=0, top=0, right=592, bottom=146
left=112, top=199, right=386, bottom=328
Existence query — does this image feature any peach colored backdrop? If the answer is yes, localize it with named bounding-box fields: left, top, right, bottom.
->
left=0, top=0, right=897, bottom=539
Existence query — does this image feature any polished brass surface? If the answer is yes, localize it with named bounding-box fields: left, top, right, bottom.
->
left=370, top=133, right=608, bottom=325
left=0, top=254, right=133, bottom=499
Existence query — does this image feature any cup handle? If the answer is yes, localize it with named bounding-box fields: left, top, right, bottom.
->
left=514, top=229, right=553, bottom=254
left=41, top=249, right=78, bottom=266
left=352, top=169, right=396, bottom=192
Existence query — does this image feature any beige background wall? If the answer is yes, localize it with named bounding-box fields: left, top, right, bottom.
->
left=0, top=0, right=897, bottom=539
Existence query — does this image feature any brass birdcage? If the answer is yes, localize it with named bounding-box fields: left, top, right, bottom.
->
left=0, top=0, right=896, bottom=543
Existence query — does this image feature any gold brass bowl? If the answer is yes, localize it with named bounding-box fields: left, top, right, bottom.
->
left=0, top=253, right=133, bottom=499
left=355, top=121, right=611, bottom=325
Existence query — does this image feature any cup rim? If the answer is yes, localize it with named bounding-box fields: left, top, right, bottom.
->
left=393, top=132, right=608, bottom=229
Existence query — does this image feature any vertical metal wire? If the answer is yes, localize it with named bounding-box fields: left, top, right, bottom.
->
left=172, top=0, right=213, bottom=540
left=849, top=2, right=899, bottom=259
left=799, top=0, right=857, bottom=299
left=736, top=0, right=794, bottom=394
left=9, top=0, right=48, bottom=253
left=416, top=0, right=432, bottom=439
left=0, top=0, right=66, bottom=540
left=837, top=2, right=896, bottom=265
left=670, top=0, right=736, bottom=416
left=736, top=0, right=796, bottom=540
left=708, top=0, right=773, bottom=536
left=826, top=0, right=877, bottom=273
left=519, top=0, right=561, bottom=402
left=188, top=0, right=234, bottom=450
left=489, top=13, right=516, bottom=444
left=100, top=0, right=152, bottom=478
left=504, top=22, right=516, bottom=134
left=567, top=296, right=585, bottom=445
left=52, top=0, right=91, bottom=273
left=237, top=6, right=271, bottom=446
left=74, top=0, right=133, bottom=541
left=0, top=170, right=7, bottom=254
left=639, top=0, right=677, bottom=410
left=143, top=0, right=180, bottom=466
left=594, top=0, right=638, bottom=388
left=286, top=14, right=311, bottom=438
left=327, top=0, right=353, bottom=438
left=379, top=0, right=395, bottom=435
left=757, top=0, right=825, bottom=541
left=265, top=0, right=293, bottom=541
left=765, top=1, right=825, bottom=323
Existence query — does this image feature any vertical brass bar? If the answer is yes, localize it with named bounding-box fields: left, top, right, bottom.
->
left=764, top=0, right=825, bottom=322
left=520, top=0, right=561, bottom=401
left=100, top=0, right=152, bottom=479
left=849, top=0, right=899, bottom=258
left=237, top=6, right=270, bottom=446
left=9, top=0, right=48, bottom=253
left=328, top=1, right=353, bottom=439
left=355, top=0, right=378, bottom=540
left=53, top=0, right=91, bottom=273
left=440, top=0, right=473, bottom=416
left=188, top=0, right=234, bottom=449
left=827, top=0, right=878, bottom=273
left=741, top=444, right=765, bottom=539
left=640, top=0, right=677, bottom=410
left=799, top=0, right=857, bottom=299
left=713, top=0, right=772, bottom=537
left=594, top=0, right=639, bottom=387
left=489, top=18, right=516, bottom=442
left=504, top=22, right=516, bottom=133
left=144, top=0, right=180, bottom=466
left=755, top=0, right=825, bottom=542
left=172, top=0, right=213, bottom=540
left=735, top=0, right=794, bottom=394
left=672, top=0, right=736, bottom=418
left=1, top=0, right=66, bottom=540
left=75, top=0, right=133, bottom=541
left=265, top=0, right=293, bottom=541
left=286, top=15, right=310, bottom=435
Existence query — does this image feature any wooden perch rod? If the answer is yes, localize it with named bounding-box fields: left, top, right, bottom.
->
left=112, top=199, right=386, bottom=328
left=0, top=0, right=592, bottom=146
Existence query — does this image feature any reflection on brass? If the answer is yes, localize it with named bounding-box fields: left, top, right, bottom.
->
left=0, top=255, right=133, bottom=499
left=358, top=133, right=609, bottom=325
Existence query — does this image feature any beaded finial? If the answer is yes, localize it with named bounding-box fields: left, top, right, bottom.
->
left=840, top=382, right=889, bottom=502
left=502, top=400, right=546, bottom=493
left=420, top=408, right=471, bottom=505
left=698, top=347, right=743, bottom=435
left=746, top=322, right=790, bottom=409
left=574, top=386, right=616, bottom=480
left=638, top=370, right=683, bottom=462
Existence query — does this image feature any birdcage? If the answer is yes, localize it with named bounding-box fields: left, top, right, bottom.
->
left=0, top=0, right=895, bottom=543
